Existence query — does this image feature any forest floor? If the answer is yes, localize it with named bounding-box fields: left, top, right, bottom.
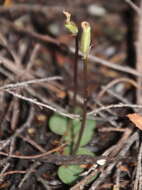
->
left=0, top=0, right=142, bottom=190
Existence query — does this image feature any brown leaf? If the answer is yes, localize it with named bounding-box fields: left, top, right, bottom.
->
left=4, top=0, right=13, bottom=7
left=127, top=113, right=142, bottom=130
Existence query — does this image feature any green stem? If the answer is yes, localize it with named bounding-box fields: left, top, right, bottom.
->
left=73, top=58, right=88, bottom=154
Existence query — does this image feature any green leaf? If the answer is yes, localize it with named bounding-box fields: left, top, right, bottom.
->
left=64, top=119, right=96, bottom=146
left=86, top=119, right=96, bottom=130
left=49, top=114, right=67, bottom=135
left=79, top=129, right=94, bottom=146
left=76, top=147, right=94, bottom=156
left=58, top=165, right=84, bottom=184
left=63, top=146, right=94, bottom=156
left=73, top=119, right=96, bottom=132
left=74, top=107, right=83, bottom=115
left=74, top=119, right=96, bottom=146
left=64, top=130, right=93, bottom=146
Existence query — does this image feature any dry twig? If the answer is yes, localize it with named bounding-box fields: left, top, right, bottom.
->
left=97, top=77, right=140, bottom=99
left=88, top=104, right=142, bottom=116
left=6, top=89, right=78, bottom=119
left=124, top=0, right=140, bottom=13
left=136, top=0, right=142, bottom=104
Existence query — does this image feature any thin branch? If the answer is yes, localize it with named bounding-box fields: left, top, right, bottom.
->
left=0, top=163, right=10, bottom=182
left=0, top=143, right=66, bottom=159
left=88, top=104, right=142, bottom=115
left=0, top=106, right=34, bottom=151
left=0, top=32, right=21, bottom=66
left=1, top=17, right=142, bottom=78
left=19, top=135, right=46, bottom=153
left=136, top=0, right=142, bottom=104
left=70, top=166, right=101, bottom=190
left=90, top=162, right=117, bottom=190
left=0, top=18, right=60, bottom=46
left=88, top=53, right=142, bottom=77
left=37, top=177, right=51, bottom=190
left=1, top=18, right=141, bottom=78
left=1, top=16, right=142, bottom=78
left=97, top=77, right=139, bottom=99
left=70, top=47, right=142, bottom=77
left=106, top=88, right=130, bottom=104
left=18, top=161, right=40, bottom=188
left=0, top=76, right=62, bottom=90
left=0, top=4, right=63, bottom=17
left=0, top=55, right=32, bottom=78
left=90, top=132, right=138, bottom=189
left=26, top=43, right=41, bottom=71
left=0, top=170, right=32, bottom=177
left=6, top=90, right=78, bottom=119
left=124, top=0, right=140, bottom=14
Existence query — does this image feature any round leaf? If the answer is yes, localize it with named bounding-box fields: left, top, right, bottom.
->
left=76, top=147, right=94, bottom=156
left=63, top=119, right=96, bottom=145
left=72, top=119, right=96, bottom=132
left=79, top=129, right=94, bottom=146
left=63, top=130, right=93, bottom=146
left=63, top=146, right=94, bottom=156
left=58, top=165, right=84, bottom=184
left=86, top=119, right=96, bottom=130
left=49, top=114, right=67, bottom=135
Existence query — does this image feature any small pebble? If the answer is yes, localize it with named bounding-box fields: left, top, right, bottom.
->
left=88, top=4, right=106, bottom=17
left=48, top=23, right=60, bottom=35
left=37, top=114, right=47, bottom=122
left=27, top=128, right=35, bottom=135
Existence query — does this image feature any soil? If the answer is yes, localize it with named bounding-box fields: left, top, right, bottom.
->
left=0, top=0, right=141, bottom=190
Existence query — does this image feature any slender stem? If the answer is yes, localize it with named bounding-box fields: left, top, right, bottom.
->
left=67, top=34, right=79, bottom=155
left=73, top=58, right=88, bottom=154
left=72, top=33, right=79, bottom=107
left=66, top=34, right=79, bottom=155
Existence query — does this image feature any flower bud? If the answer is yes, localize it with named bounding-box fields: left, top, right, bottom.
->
left=80, top=22, right=91, bottom=59
left=63, top=11, right=78, bottom=35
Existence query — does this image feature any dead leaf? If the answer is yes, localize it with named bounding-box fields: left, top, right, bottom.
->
left=4, top=0, right=13, bottom=7
left=127, top=113, right=142, bottom=130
